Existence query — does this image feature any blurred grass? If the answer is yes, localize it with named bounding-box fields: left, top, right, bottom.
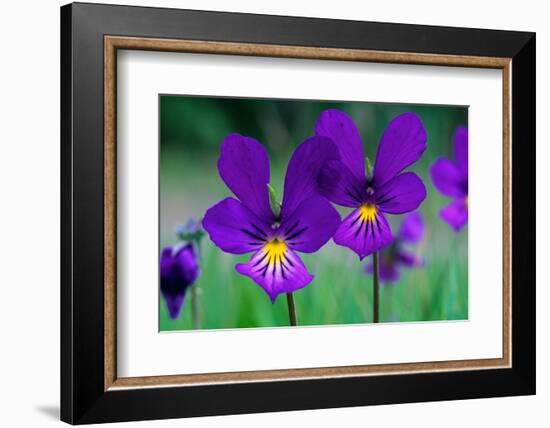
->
left=159, top=95, right=468, bottom=331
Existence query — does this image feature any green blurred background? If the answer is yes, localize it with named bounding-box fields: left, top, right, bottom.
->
left=159, top=95, right=468, bottom=331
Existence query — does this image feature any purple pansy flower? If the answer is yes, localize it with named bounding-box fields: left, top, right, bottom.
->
left=430, top=126, right=468, bottom=231
left=160, top=243, right=200, bottom=320
left=315, top=109, right=427, bottom=260
left=365, top=212, right=425, bottom=283
left=203, top=133, right=341, bottom=302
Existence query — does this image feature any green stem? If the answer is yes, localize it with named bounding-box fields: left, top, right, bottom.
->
left=373, top=252, right=380, bottom=323
left=286, top=292, right=298, bottom=326
left=191, top=240, right=202, bottom=330
left=191, top=285, right=200, bottom=329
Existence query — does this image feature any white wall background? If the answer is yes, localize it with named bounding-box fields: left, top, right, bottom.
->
left=0, top=0, right=545, bottom=426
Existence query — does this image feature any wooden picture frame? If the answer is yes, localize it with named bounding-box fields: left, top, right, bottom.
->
left=61, top=2, right=535, bottom=424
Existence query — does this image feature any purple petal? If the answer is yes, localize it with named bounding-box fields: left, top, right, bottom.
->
left=162, top=291, right=186, bottom=320
left=365, top=259, right=401, bottom=283
left=373, top=112, right=427, bottom=187
left=397, top=249, right=424, bottom=268
left=160, top=247, right=173, bottom=275
left=160, top=244, right=200, bottom=320
left=318, top=159, right=367, bottom=208
left=454, top=125, right=468, bottom=175
left=281, top=136, right=340, bottom=218
left=160, top=245, right=200, bottom=291
left=314, top=109, right=365, bottom=181
left=375, top=172, right=427, bottom=215
left=398, top=211, right=424, bottom=243
left=281, top=196, right=341, bottom=253
left=203, top=197, right=269, bottom=254
left=430, top=158, right=466, bottom=198
left=440, top=197, right=468, bottom=231
left=236, top=245, right=314, bottom=302
left=218, top=134, right=273, bottom=221
left=333, top=207, right=394, bottom=260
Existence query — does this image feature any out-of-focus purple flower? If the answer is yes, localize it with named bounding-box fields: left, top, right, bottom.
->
left=430, top=126, right=468, bottom=231
left=203, top=134, right=341, bottom=302
left=315, top=109, right=427, bottom=260
left=365, top=212, right=425, bottom=283
left=160, top=244, right=200, bottom=319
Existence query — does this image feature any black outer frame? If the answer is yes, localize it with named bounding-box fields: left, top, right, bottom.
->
left=60, top=2, right=535, bottom=424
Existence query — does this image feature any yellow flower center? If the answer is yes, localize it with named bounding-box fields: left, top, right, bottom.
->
left=263, top=239, right=287, bottom=267
left=359, top=203, right=377, bottom=222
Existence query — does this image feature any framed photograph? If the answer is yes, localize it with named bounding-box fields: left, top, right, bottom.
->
left=61, top=2, right=535, bottom=424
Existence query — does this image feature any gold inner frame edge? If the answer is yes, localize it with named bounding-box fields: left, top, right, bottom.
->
left=104, top=36, right=512, bottom=391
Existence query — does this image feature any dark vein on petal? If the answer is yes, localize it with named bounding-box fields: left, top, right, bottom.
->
left=251, top=223, right=268, bottom=238
left=345, top=189, right=360, bottom=203
left=284, top=220, right=301, bottom=237
left=350, top=184, right=365, bottom=202
left=376, top=215, right=382, bottom=235
left=280, top=255, right=287, bottom=279
left=365, top=218, right=372, bottom=241
left=350, top=213, right=361, bottom=227
left=288, top=241, right=304, bottom=246
left=355, top=218, right=365, bottom=237
left=240, top=228, right=265, bottom=242
left=259, top=263, right=269, bottom=278
left=286, top=226, right=308, bottom=242
left=284, top=253, right=295, bottom=268
left=273, top=254, right=278, bottom=279
left=252, top=251, right=269, bottom=267
left=376, top=194, right=399, bottom=206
